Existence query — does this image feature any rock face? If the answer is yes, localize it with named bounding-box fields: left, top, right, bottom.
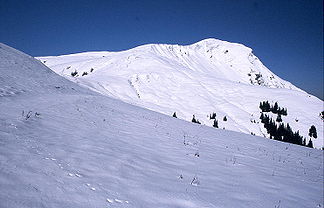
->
left=37, top=39, right=323, bottom=148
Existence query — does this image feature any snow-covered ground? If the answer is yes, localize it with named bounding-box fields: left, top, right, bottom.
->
left=1, top=43, right=323, bottom=207
left=37, top=38, right=323, bottom=148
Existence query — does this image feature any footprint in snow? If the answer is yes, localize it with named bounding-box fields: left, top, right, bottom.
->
left=86, top=183, right=96, bottom=191
left=75, top=173, right=82, bottom=177
left=106, top=198, right=129, bottom=204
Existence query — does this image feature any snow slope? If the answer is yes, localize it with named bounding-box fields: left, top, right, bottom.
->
left=37, top=38, right=323, bottom=148
left=1, top=43, right=323, bottom=207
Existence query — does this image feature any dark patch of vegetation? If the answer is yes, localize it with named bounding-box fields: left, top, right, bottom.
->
left=71, top=70, right=78, bottom=77
left=259, top=101, right=287, bottom=115
left=260, top=113, right=307, bottom=147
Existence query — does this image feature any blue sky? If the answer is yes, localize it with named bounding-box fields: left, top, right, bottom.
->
left=0, top=0, right=323, bottom=99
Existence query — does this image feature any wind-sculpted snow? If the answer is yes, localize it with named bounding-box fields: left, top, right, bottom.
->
left=37, top=39, right=323, bottom=148
left=0, top=43, right=323, bottom=207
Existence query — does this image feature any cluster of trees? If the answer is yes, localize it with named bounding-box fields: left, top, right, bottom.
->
left=173, top=112, right=202, bottom=124
left=259, top=101, right=287, bottom=115
left=260, top=113, right=313, bottom=148
left=173, top=112, right=226, bottom=128
left=209, top=112, right=227, bottom=128
left=209, top=112, right=219, bottom=128
left=71, top=68, right=94, bottom=77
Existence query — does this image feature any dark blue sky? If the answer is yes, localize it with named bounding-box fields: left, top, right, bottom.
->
left=0, top=0, right=323, bottom=99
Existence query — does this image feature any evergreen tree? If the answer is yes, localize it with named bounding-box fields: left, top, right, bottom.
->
left=307, top=139, right=313, bottom=148
left=308, top=125, right=317, bottom=138
left=265, top=101, right=271, bottom=112
left=173, top=112, right=177, bottom=118
left=71, top=70, right=78, bottom=77
left=213, top=119, right=218, bottom=128
left=276, top=114, right=282, bottom=122
left=223, top=116, right=227, bottom=121
left=210, top=112, right=216, bottom=119
left=191, top=115, right=201, bottom=124
left=272, top=102, right=279, bottom=114
left=282, top=108, right=288, bottom=116
left=192, top=115, right=197, bottom=123
left=259, top=102, right=263, bottom=111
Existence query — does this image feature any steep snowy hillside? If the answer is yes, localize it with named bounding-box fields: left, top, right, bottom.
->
left=1, top=43, right=323, bottom=208
left=37, top=39, right=323, bottom=148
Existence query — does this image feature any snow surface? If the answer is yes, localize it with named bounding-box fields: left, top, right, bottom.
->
left=37, top=38, right=323, bottom=148
left=1, top=43, right=323, bottom=207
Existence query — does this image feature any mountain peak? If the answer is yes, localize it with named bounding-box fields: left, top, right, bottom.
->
left=36, top=40, right=323, bottom=148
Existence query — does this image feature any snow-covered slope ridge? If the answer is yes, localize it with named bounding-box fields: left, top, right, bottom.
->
left=37, top=38, right=323, bottom=148
left=0, top=43, right=323, bottom=207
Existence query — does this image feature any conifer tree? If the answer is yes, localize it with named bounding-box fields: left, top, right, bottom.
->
left=192, top=115, right=197, bottom=123
left=307, top=139, right=313, bottom=148
left=308, top=125, right=317, bottom=138
left=223, top=116, right=227, bottom=121
left=210, top=112, right=216, bottom=119
left=173, top=112, right=177, bottom=118
left=213, top=119, right=218, bottom=128
left=272, top=102, right=279, bottom=114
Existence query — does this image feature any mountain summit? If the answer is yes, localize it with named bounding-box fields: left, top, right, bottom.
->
left=37, top=39, right=323, bottom=148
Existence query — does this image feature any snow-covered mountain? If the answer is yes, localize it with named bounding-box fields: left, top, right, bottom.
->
left=0, top=43, right=323, bottom=207
left=37, top=38, right=323, bottom=148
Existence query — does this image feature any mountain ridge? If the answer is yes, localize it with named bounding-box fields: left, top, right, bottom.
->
left=36, top=39, right=323, bottom=148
